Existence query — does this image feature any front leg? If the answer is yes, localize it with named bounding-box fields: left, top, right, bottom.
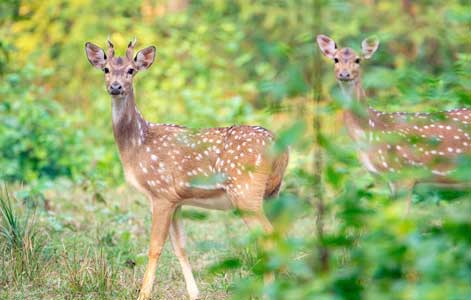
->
left=138, top=200, right=175, bottom=300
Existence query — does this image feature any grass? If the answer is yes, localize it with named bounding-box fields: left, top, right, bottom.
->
left=2, top=178, right=467, bottom=300
left=0, top=184, right=317, bottom=300
left=0, top=188, right=46, bottom=284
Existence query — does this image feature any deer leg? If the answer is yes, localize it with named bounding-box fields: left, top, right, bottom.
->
left=228, top=173, right=276, bottom=293
left=388, top=181, right=398, bottom=198
left=232, top=195, right=275, bottom=285
left=169, top=208, right=200, bottom=300
left=138, top=200, right=175, bottom=300
left=240, top=210, right=275, bottom=285
left=240, top=210, right=273, bottom=234
left=388, top=180, right=415, bottom=215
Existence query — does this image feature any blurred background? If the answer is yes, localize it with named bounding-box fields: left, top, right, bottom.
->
left=0, top=1, right=470, bottom=300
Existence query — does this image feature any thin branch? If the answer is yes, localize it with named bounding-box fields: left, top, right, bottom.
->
left=313, top=0, right=328, bottom=272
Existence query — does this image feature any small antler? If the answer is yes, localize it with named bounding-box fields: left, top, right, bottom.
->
left=126, top=37, right=137, bottom=59
left=106, top=35, right=115, bottom=59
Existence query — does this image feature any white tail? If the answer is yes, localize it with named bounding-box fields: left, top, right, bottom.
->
left=85, top=40, right=289, bottom=300
left=317, top=34, right=471, bottom=210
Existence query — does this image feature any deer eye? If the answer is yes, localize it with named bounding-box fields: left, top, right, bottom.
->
left=355, top=58, right=361, bottom=64
left=127, top=68, right=134, bottom=75
left=103, top=67, right=110, bottom=74
left=334, top=58, right=339, bottom=63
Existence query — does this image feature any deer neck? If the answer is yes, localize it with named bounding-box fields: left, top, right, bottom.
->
left=339, top=78, right=370, bottom=142
left=111, top=90, right=147, bottom=157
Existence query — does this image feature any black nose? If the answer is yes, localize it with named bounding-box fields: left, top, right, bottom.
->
left=339, top=72, right=351, bottom=80
left=109, top=82, right=122, bottom=95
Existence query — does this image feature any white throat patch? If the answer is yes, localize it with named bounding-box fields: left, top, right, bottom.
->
left=112, top=95, right=129, bottom=123
left=338, top=80, right=356, bottom=102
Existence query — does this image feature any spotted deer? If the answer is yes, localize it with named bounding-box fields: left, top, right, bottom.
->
left=85, top=39, right=289, bottom=300
left=317, top=34, right=471, bottom=210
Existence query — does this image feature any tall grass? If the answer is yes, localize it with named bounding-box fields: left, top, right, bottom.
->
left=62, top=246, right=116, bottom=298
left=0, top=187, right=45, bottom=282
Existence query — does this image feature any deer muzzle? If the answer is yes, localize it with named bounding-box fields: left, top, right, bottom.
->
left=109, top=82, right=123, bottom=95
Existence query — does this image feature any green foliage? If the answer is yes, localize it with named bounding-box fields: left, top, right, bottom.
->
left=225, top=190, right=471, bottom=300
left=0, top=0, right=470, bottom=300
left=0, top=66, right=80, bottom=183
left=0, top=63, right=121, bottom=194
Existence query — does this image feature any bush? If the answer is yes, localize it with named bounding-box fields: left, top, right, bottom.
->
left=0, top=65, right=89, bottom=184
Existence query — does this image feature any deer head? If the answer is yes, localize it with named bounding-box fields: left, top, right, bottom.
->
left=85, top=38, right=156, bottom=96
left=316, top=34, right=379, bottom=83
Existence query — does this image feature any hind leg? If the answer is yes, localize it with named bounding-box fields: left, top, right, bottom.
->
left=239, top=210, right=275, bottom=285
left=170, top=207, right=200, bottom=300
left=227, top=175, right=275, bottom=289
left=227, top=174, right=271, bottom=232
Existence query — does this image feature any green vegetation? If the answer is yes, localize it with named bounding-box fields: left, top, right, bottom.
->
left=0, top=1, right=470, bottom=300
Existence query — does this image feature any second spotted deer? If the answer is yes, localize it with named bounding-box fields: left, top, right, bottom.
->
left=85, top=39, right=289, bottom=300
left=317, top=34, right=470, bottom=210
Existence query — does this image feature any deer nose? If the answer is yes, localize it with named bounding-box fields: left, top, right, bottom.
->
left=109, top=82, right=122, bottom=95
left=338, top=71, right=351, bottom=80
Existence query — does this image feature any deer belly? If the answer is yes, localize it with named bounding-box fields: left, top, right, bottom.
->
left=183, top=195, right=233, bottom=210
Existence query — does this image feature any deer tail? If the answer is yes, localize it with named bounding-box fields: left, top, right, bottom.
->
left=264, top=150, right=289, bottom=200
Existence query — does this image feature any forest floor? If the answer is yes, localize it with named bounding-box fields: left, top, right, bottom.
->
left=0, top=183, right=317, bottom=300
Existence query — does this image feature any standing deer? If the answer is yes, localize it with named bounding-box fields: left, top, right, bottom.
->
left=316, top=34, right=470, bottom=210
left=85, top=39, right=289, bottom=300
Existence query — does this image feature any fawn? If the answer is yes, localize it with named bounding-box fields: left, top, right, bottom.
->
left=85, top=39, right=289, bottom=300
left=317, top=34, right=470, bottom=210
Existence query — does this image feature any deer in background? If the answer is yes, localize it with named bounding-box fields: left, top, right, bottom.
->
left=317, top=34, right=471, bottom=211
left=85, top=39, right=289, bottom=300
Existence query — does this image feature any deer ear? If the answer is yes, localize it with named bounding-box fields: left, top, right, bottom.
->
left=85, top=42, right=107, bottom=69
left=316, top=34, right=337, bottom=59
left=361, top=37, right=379, bottom=59
left=134, top=46, right=156, bottom=71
